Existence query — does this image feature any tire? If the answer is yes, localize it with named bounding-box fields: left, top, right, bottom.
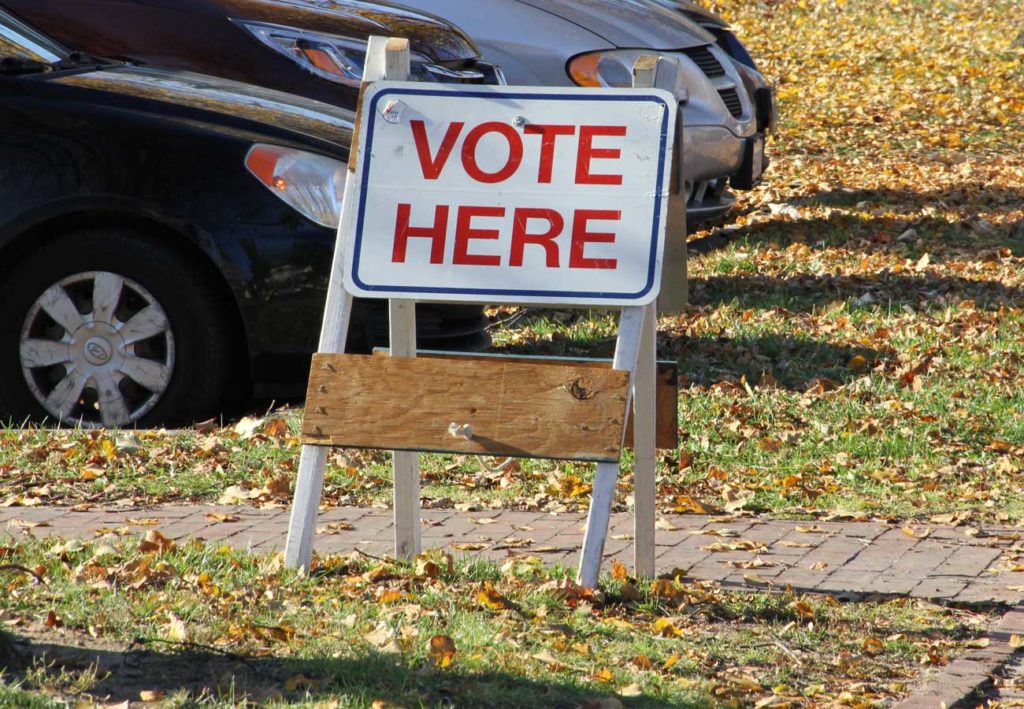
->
left=0, top=228, right=229, bottom=428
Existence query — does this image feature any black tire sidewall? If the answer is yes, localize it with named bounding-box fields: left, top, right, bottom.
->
left=0, top=229, right=228, bottom=427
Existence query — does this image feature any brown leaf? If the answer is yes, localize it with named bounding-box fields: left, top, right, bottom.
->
left=427, top=635, right=456, bottom=668
left=631, top=655, right=655, bottom=671
left=532, top=649, right=566, bottom=670
left=138, top=690, right=166, bottom=702
left=138, top=530, right=175, bottom=554
left=862, top=637, right=885, bottom=656
left=124, top=518, right=161, bottom=526
left=284, top=673, right=317, bottom=692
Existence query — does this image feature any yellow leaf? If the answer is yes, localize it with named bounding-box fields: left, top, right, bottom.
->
left=205, top=512, right=240, bottom=523
left=611, top=559, right=629, bottom=581
left=901, top=526, right=931, bottom=539
left=653, top=618, right=682, bottom=637
left=452, top=542, right=489, bottom=551
left=593, top=667, right=614, bottom=683
left=662, top=653, right=680, bottom=672
left=1010, top=635, right=1024, bottom=649
left=476, top=581, right=515, bottom=611
left=427, top=635, right=456, bottom=668
left=138, top=690, right=165, bottom=702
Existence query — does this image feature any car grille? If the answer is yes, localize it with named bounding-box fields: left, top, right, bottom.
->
left=718, top=88, right=744, bottom=118
left=682, top=46, right=725, bottom=78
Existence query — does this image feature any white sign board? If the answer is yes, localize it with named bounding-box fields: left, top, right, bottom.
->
left=342, top=82, right=677, bottom=306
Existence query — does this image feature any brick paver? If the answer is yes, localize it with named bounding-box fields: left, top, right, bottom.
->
left=3, top=505, right=1023, bottom=605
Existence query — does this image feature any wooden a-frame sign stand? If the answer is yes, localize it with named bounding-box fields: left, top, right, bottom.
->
left=284, top=37, right=687, bottom=588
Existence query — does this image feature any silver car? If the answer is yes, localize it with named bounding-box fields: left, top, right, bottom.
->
left=394, top=0, right=776, bottom=220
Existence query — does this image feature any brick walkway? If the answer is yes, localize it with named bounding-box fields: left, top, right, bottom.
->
left=2, top=505, right=1022, bottom=605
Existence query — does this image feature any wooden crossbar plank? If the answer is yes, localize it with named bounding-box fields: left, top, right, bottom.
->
left=372, top=349, right=678, bottom=449
left=303, top=354, right=630, bottom=462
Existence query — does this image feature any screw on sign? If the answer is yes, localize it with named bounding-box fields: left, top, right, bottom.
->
left=343, top=83, right=676, bottom=305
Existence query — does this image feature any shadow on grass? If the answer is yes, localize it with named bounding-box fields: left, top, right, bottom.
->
left=671, top=333, right=880, bottom=390
left=691, top=185, right=1024, bottom=257
left=2, top=636, right=695, bottom=709
left=491, top=313, right=880, bottom=391
left=692, top=272, right=1023, bottom=312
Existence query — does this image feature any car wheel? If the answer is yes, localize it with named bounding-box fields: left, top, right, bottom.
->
left=0, top=229, right=229, bottom=428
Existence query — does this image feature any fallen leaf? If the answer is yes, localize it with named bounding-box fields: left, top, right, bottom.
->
left=618, top=683, right=643, bottom=697
left=427, top=634, right=456, bottom=668
left=138, top=530, right=175, bottom=553
left=901, top=526, right=931, bottom=539
left=477, top=581, right=516, bottom=611
left=205, top=512, right=240, bottom=523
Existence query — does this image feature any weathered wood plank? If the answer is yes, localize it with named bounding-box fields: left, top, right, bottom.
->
left=372, top=349, right=678, bottom=449
left=303, top=354, right=630, bottom=462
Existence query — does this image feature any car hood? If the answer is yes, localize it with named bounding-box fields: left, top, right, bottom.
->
left=189, top=0, right=480, bottom=62
left=512, top=0, right=714, bottom=49
left=47, top=65, right=353, bottom=150
left=672, top=1, right=729, bottom=28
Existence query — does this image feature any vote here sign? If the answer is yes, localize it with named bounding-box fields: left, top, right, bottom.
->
left=342, top=83, right=677, bottom=306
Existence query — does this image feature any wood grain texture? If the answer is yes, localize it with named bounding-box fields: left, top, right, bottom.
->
left=303, top=354, right=630, bottom=461
left=371, top=349, right=678, bottom=449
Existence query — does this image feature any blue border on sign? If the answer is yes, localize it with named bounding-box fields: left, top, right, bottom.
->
left=350, top=86, right=672, bottom=301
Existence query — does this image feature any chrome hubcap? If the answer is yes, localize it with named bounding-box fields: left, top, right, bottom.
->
left=19, top=271, right=175, bottom=428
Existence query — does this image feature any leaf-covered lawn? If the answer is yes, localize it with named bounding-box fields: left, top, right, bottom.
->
left=1, top=2, right=1022, bottom=706
left=2, top=1, right=1023, bottom=525
left=0, top=536, right=995, bottom=707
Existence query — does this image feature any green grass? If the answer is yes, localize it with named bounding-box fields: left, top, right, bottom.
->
left=0, top=536, right=993, bottom=707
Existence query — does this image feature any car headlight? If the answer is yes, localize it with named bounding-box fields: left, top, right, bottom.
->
left=245, top=144, right=346, bottom=228
left=568, top=49, right=655, bottom=88
left=234, top=20, right=421, bottom=87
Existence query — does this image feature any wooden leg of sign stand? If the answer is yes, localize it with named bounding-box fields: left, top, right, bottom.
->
left=578, top=306, right=647, bottom=589
left=285, top=290, right=355, bottom=569
left=633, top=303, right=658, bottom=578
left=284, top=35, right=411, bottom=570
left=390, top=299, right=421, bottom=560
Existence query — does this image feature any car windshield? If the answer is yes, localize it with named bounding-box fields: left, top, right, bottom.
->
left=0, top=8, right=69, bottom=64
